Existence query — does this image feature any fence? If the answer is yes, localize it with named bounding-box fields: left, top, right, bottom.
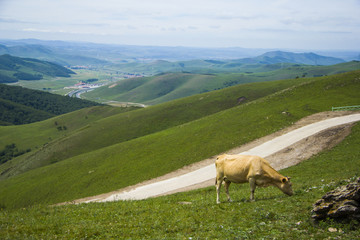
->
left=332, top=105, right=360, bottom=111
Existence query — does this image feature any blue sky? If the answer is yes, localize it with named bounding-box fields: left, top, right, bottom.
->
left=0, top=0, right=359, bottom=50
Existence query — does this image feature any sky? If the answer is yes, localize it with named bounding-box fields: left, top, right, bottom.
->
left=1, top=0, right=360, bottom=50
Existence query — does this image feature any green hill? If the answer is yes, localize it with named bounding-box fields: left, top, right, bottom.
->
left=1, top=124, right=359, bottom=239
left=0, top=44, right=108, bottom=66
left=253, top=51, right=344, bottom=65
left=84, top=61, right=360, bottom=105
left=0, top=70, right=359, bottom=209
left=0, top=84, right=101, bottom=125
left=0, top=77, right=304, bottom=179
left=109, top=51, right=346, bottom=75
left=0, top=54, right=75, bottom=83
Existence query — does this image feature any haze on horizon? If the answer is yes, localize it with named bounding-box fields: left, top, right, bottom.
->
left=0, top=0, right=360, bottom=51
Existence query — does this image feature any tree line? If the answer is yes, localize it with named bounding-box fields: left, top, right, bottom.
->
left=0, top=84, right=100, bottom=125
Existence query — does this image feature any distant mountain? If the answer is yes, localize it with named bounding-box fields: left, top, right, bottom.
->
left=0, top=43, right=108, bottom=66
left=111, top=51, right=348, bottom=75
left=0, top=54, right=75, bottom=83
left=253, top=51, right=345, bottom=65
left=0, top=39, right=269, bottom=62
left=0, top=83, right=100, bottom=125
left=1, top=39, right=358, bottom=65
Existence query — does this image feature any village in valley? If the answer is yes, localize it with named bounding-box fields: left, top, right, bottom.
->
left=64, top=71, right=145, bottom=98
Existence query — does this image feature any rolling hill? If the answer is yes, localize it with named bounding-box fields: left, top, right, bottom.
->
left=0, top=54, right=75, bottom=83
left=0, top=70, right=359, bottom=209
left=84, top=61, right=360, bottom=105
left=2, top=39, right=359, bottom=63
left=0, top=43, right=108, bottom=66
left=252, top=51, right=344, bottom=65
left=108, top=51, right=347, bottom=75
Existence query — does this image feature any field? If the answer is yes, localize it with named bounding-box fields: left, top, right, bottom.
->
left=0, top=123, right=359, bottom=239
left=10, top=60, right=360, bottom=106
left=0, top=69, right=359, bottom=238
left=0, top=70, right=359, bottom=211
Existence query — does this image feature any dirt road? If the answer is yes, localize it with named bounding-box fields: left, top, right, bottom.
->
left=72, top=111, right=360, bottom=204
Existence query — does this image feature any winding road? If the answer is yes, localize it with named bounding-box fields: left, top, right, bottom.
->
left=82, top=113, right=360, bottom=203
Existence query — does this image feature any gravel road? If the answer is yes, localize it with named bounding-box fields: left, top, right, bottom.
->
left=71, top=112, right=360, bottom=204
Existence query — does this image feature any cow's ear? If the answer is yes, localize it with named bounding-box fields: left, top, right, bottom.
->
left=282, top=178, right=287, bottom=183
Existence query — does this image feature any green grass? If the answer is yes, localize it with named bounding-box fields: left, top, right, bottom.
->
left=84, top=61, right=360, bottom=105
left=0, top=106, right=133, bottom=178
left=0, top=123, right=359, bottom=239
left=0, top=76, right=307, bottom=179
left=0, top=71, right=359, bottom=210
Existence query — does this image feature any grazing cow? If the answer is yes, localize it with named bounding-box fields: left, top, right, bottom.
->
left=215, top=154, right=293, bottom=204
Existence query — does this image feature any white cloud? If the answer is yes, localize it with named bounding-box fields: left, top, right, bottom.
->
left=0, top=0, right=359, bottom=49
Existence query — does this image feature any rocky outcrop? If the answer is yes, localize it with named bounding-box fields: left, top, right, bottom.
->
left=312, top=177, right=360, bottom=222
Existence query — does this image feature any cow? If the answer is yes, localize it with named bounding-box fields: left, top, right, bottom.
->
left=215, top=154, right=293, bottom=204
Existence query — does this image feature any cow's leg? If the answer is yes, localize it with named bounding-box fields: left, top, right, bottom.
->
left=249, top=177, right=256, bottom=201
left=215, top=177, right=223, bottom=204
left=224, top=180, right=232, bottom=202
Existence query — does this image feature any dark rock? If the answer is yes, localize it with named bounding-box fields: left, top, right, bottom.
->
left=237, top=96, right=247, bottom=104
left=312, top=177, right=360, bottom=222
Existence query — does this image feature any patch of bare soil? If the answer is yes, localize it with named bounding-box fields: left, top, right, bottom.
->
left=68, top=111, right=358, bottom=204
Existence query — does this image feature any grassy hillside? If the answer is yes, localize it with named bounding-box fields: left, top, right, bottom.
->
left=0, top=70, right=359, bottom=209
left=84, top=61, right=360, bottom=105
left=0, top=77, right=307, bottom=179
left=0, top=54, right=75, bottom=83
left=1, top=123, right=359, bottom=239
left=0, top=105, right=135, bottom=176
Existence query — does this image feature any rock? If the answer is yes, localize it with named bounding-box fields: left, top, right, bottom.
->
left=237, top=96, right=247, bottom=104
left=312, top=177, right=360, bottom=222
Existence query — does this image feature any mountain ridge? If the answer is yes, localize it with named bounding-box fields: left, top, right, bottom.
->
left=255, top=51, right=344, bottom=65
left=0, top=83, right=101, bottom=125
left=84, top=61, right=360, bottom=105
left=1, top=39, right=359, bottom=64
left=0, top=54, right=75, bottom=83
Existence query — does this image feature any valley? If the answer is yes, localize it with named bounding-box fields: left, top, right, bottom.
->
left=1, top=69, right=359, bottom=209
left=0, top=39, right=360, bottom=239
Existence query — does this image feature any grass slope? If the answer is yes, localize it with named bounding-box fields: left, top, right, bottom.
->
left=0, top=123, right=359, bottom=239
left=0, top=70, right=359, bottom=209
left=0, top=77, right=311, bottom=179
left=84, top=61, right=360, bottom=105
left=0, top=105, right=136, bottom=178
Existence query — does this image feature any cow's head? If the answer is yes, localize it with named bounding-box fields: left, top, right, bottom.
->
left=280, top=176, right=293, bottom=196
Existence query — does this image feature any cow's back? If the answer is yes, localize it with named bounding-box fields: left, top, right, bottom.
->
left=216, top=154, right=267, bottom=183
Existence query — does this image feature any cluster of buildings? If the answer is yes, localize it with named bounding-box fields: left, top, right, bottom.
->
left=64, top=81, right=104, bottom=90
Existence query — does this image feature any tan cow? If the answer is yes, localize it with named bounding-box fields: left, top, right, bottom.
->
left=215, top=154, right=293, bottom=204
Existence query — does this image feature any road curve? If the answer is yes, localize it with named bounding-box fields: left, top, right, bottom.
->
left=86, top=113, right=360, bottom=203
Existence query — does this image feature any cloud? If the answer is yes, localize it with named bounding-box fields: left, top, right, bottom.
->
left=0, top=0, right=359, bottom=49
